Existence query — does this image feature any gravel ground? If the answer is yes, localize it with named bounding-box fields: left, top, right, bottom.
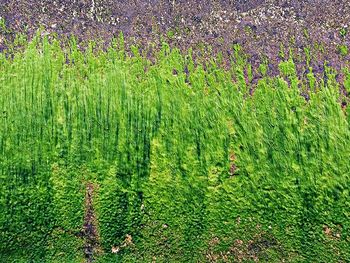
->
left=1, top=0, right=350, bottom=75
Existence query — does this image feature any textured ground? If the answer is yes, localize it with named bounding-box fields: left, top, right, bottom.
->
left=1, top=0, right=350, bottom=74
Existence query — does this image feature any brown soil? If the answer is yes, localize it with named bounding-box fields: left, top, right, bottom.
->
left=83, top=183, right=100, bottom=263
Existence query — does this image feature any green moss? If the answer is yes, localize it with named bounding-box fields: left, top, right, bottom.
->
left=340, top=27, right=348, bottom=38
left=166, top=30, right=175, bottom=39
left=337, top=44, right=348, bottom=56
left=0, top=36, right=350, bottom=262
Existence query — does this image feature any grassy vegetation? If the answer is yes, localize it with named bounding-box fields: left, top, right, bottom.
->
left=0, top=35, right=350, bottom=262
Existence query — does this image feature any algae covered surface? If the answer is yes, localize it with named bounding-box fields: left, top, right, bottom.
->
left=1, top=1, right=350, bottom=262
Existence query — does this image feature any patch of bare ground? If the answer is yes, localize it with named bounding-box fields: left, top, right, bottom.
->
left=83, top=182, right=102, bottom=263
left=206, top=231, right=284, bottom=262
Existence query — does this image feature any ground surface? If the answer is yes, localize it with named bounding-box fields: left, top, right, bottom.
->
left=1, top=0, right=350, bottom=73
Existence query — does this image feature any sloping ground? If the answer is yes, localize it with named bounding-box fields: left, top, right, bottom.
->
left=1, top=0, right=350, bottom=73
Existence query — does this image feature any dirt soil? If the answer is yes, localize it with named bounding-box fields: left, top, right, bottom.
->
left=1, top=1, right=350, bottom=74
left=83, top=183, right=100, bottom=262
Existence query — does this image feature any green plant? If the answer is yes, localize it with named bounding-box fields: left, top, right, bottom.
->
left=340, top=27, right=348, bottom=38
left=0, top=17, right=9, bottom=33
left=166, top=30, right=175, bottom=39
left=337, top=44, right=348, bottom=56
left=1, top=35, right=350, bottom=263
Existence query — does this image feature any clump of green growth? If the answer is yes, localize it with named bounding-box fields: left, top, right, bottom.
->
left=166, top=30, right=175, bottom=39
left=340, top=27, right=348, bottom=39
left=337, top=44, right=349, bottom=56
left=279, top=43, right=286, bottom=60
left=304, top=46, right=311, bottom=67
left=0, top=35, right=350, bottom=263
left=306, top=66, right=317, bottom=91
left=0, top=17, right=7, bottom=32
left=343, top=68, right=350, bottom=93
